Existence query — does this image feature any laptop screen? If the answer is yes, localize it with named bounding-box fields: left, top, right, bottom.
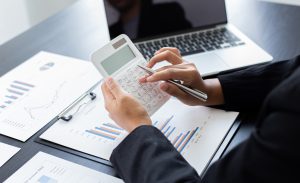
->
left=104, top=0, right=227, bottom=40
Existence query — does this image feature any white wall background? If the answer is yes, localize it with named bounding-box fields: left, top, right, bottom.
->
left=0, top=0, right=77, bottom=45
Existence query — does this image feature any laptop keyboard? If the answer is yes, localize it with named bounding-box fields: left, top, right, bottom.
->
left=135, top=27, right=245, bottom=59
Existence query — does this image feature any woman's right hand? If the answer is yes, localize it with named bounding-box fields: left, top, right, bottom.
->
left=140, top=47, right=224, bottom=106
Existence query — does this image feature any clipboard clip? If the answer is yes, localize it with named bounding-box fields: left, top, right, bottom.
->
left=58, top=92, right=97, bottom=122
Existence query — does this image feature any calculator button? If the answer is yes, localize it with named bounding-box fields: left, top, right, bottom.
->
left=114, top=61, right=169, bottom=115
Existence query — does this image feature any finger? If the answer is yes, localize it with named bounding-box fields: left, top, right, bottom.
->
left=139, top=75, right=148, bottom=83
left=160, top=82, right=189, bottom=100
left=155, top=64, right=189, bottom=72
left=101, top=82, right=114, bottom=110
left=101, top=82, right=115, bottom=100
left=147, top=50, right=183, bottom=68
left=105, top=77, right=124, bottom=98
left=140, top=64, right=190, bottom=83
left=146, top=68, right=192, bottom=82
left=154, top=47, right=181, bottom=57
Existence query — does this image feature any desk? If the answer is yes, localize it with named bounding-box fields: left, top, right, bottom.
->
left=0, top=0, right=300, bottom=181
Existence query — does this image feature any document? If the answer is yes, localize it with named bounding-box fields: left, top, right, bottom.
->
left=4, top=152, right=123, bottom=183
left=0, top=142, right=20, bottom=167
left=40, top=83, right=128, bottom=160
left=0, top=52, right=101, bottom=141
left=151, top=98, right=238, bottom=174
left=41, top=83, right=238, bottom=174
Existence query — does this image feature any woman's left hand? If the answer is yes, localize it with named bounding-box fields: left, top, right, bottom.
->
left=101, top=77, right=152, bottom=133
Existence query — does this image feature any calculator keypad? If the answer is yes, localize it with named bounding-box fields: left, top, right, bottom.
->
left=115, top=60, right=170, bottom=115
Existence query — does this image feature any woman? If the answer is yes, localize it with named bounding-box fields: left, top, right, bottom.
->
left=101, top=47, right=299, bottom=183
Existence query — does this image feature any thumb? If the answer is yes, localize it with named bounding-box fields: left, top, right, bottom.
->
left=106, top=77, right=124, bottom=98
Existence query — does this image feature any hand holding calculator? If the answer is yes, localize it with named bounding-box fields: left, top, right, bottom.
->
left=91, top=34, right=170, bottom=115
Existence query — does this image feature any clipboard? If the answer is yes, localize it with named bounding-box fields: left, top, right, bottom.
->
left=36, top=80, right=127, bottom=166
left=36, top=79, right=241, bottom=175
left=35, top=80, right=113, bottom=166
left=35, top=137, right=112, bottom=167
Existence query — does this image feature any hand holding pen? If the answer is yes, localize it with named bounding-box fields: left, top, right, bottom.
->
left=138, top=64, right=207, bottom=102
left=139, top=47, right=225, bottom=106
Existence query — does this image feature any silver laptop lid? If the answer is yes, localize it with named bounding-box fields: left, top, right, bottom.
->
left=104, top=0, right=227, bottom=41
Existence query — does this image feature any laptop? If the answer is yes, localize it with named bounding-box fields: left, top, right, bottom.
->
left=103, top=0, right=273, bottom=76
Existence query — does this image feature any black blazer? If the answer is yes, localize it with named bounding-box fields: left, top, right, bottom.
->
left=109, top=0, right=192, bottom=39
left=110, top=56, right=300, bottom=183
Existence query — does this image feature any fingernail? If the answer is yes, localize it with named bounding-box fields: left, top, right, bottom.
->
left=106, top=77, right=113, bottom=87
left=139, top=77, right=147, bottom=83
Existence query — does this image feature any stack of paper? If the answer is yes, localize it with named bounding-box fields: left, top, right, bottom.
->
left=0, top=52, right=101, bottom=141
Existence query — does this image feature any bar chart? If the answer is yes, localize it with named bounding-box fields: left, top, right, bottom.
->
left=0, top=80, right=35, bottom=113
left=44, top=120, right=127, bottom=160
left=40, top=82, right=129, bottom=160
left=153, top=115, right=201, bottom=153
left=0, top=52, right=102, bottom=142
left=40, top=94, right=238, bottom=174
left=85, top=123, right=124, bottom=141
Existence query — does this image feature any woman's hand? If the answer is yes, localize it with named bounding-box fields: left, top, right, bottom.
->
left=101, top=77, right=152, bottom=133
left=140, top=47, right=224, bottom=106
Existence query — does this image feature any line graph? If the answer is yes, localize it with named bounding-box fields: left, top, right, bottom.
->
left=24, top=82, right=66, bottom=119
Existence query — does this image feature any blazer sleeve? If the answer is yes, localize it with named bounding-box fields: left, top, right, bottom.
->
left=217, top=56, right=300, bottom=111
left=202, top=63, right=300, bottom=183
left=110, top=126, right=201, bottom=183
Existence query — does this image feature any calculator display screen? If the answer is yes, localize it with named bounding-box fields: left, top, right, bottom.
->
left=101, top=45, right=136, bottom=75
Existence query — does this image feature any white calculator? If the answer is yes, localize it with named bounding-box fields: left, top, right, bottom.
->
left=91, top=34, right=170, bottom=115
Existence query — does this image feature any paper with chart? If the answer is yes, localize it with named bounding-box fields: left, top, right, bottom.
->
left=0, top=52, right=101, bottom=141
left=0, top=142, right=20, bottom=167
left=41, top=82, right=238, bottom=174
left=40, top=83, right=128, bottom=160
left=4, top=152, right=123, bottom=183
left=151, top=98, right=238, bottom=174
